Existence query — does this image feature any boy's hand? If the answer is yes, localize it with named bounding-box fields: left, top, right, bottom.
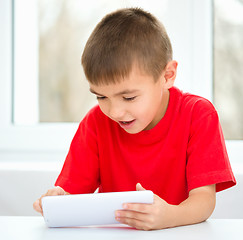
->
left=115, top=183, right=215, bottom=231
left=115, top=183, right=175, bottom=230
left=33, top=186, right=68, bottom=215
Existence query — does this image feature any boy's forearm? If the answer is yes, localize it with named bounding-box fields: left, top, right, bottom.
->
left=169, top=185, right=216, bottom=228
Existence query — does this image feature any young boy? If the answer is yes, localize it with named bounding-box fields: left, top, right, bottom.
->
left=33, top=8, right=236, bottom=230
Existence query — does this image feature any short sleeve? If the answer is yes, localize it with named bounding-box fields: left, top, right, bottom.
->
left=186, top=102, right=236, bottom=193
left=55, top=109, right=100, bottom=194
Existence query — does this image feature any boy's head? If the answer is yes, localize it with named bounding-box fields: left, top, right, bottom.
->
left=81, top=7, right=173, bottom=85
left=82, top=8, right=177, bottom=134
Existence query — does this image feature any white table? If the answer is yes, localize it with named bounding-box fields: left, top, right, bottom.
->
left=0, top=217, right=242, bottom=240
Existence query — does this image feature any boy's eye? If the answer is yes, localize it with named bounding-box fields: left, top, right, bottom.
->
left=96, top=96, right=106, bottom=100
left=123, top=96, right=136, bottom=101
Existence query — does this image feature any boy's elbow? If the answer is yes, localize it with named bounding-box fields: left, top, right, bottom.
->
left=201, top=185, right=216, bottom=221
left=189, top=184, right=216, bottom=222
left=204, top=190, right=216, bottom=221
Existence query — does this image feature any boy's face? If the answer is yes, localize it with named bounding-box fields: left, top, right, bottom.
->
left=89, top=66, right=171, bottom=134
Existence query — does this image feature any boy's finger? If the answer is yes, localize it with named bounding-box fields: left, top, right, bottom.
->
left=116, top=209, right=147, bottom=222
left=136, top=183, right=146, bottom=191
left=123, top=202, right=150, bottom=213
left=33, top=199, right=43, bottom=214
left=33, top=187, right=67, bottom=215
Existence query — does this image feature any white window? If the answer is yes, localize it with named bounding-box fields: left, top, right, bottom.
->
left=214, top=0, right=243, bottom=140
left=13, top=0, right=211, bottom=125
left=0, top=0, right=242, bottom=167
left=213, top=0, right=243, bottom=166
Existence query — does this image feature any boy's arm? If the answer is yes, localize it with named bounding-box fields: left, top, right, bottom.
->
left=115, top=183, right=216, bottom=230
left=173, top=184, right=216, bottom=227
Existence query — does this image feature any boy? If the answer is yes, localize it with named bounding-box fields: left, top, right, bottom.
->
left=33, top=8, right=236, bottom=230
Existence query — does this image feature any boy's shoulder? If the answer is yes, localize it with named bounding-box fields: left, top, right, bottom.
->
left=83, top=104, right=103, bottom=121
left=177, top=88, right=217, bottom=120
left=87, top=104, right=102, bottom=116
left=182, top=91, right=214, bottom=108
left=82, top=104, right=109, bottom=125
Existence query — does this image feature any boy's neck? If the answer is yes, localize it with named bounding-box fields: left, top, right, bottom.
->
left=144, top=88, right=170, bottom=130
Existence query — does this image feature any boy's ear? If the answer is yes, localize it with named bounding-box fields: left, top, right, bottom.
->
left=163, top=60, right=178, bottom=88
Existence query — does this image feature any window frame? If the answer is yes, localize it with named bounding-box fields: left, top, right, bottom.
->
left=0, top=0, right=77, bottom=161
left=0, top=0, right=242, bottom=165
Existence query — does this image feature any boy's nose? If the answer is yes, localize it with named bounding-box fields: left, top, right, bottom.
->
left=108, top=104, right=125, bottom=120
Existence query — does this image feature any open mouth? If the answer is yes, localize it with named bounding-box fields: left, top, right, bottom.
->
left=120, top=120, right=134, bottom=124
left=118, top=119, right=136, bottom=129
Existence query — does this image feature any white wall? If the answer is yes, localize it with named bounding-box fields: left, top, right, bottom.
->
left=0, top=162, right=60, bottom=216
left=211, top=173, right=243, bottom=219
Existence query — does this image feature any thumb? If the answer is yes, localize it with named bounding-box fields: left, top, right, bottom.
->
left=136, top=183, right=146, bottom=191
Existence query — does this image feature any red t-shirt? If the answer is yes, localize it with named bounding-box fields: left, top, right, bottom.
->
left=55, top=86, right=236, bottom=205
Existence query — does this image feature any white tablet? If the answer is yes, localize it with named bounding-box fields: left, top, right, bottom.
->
left=42, top=190, right=153, bottom=228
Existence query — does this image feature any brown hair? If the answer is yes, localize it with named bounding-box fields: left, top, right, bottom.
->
left=81, top=7, right=172, bottom=85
